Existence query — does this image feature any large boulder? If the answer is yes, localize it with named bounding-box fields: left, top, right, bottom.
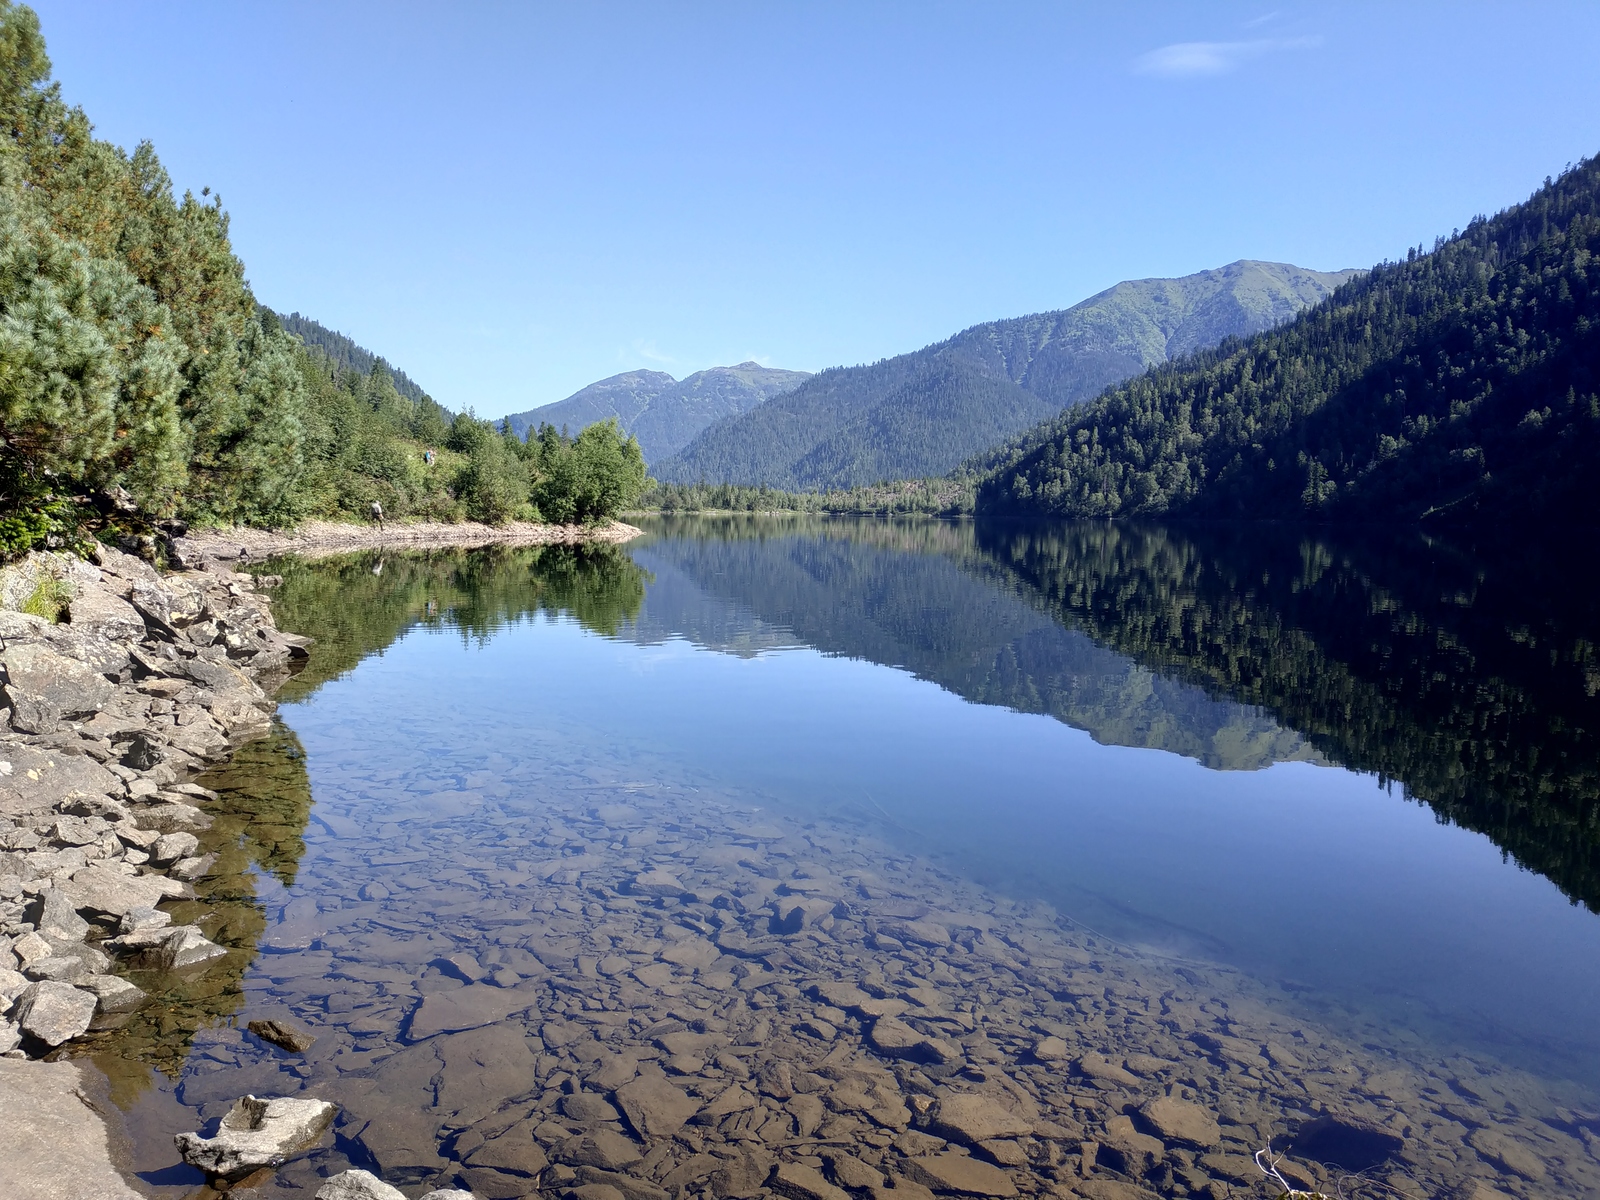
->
left=0, top=747, right=121, bottom=821
left=175, top=1094, right=337, bottom=1180
left=0, top=643, right=114, bottom=717
left=12, top=980, right=97, bottom=1046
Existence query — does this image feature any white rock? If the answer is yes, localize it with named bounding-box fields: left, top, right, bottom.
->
left=0, top=1018, right=19, bottom=1054
left=175, top=1095, right=337, bottom=1179
left=314, top=1168, right=408, bottom=1199
left=0, top=968, right=27, bottom=1001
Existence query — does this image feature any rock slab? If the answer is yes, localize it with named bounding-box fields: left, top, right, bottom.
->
left=0, top=1057, right=143, bottom=1199
left=175, top=1094, right=337, bottom=1180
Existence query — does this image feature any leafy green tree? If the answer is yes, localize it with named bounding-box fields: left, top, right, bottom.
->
left=457, top=434, right=529, bottom=524
left=531, top=418, right=647, bottom=523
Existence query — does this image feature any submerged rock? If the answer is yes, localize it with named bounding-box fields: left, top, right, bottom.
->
left=175, top=1094, right=337, bottom=1180
left=1139, top=1096, right=1221, bottom=1148
left=614, top=1074, right=700, bottom=1139
left=928, top=1094, right=1033, bottom=1145
left=902, top=1153, right=1017, bottom=1197
left=247, top=1015, right=317, bottom=1053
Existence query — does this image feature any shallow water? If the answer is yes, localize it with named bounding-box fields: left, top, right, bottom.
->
left=81, top=518, right=1600, bottom=1198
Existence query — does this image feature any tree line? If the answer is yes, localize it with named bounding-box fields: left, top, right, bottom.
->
left=639, top=477, right=973, bottom=517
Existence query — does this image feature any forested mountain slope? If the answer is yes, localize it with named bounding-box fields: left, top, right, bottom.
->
left=655, top=261, right=1355, bottom=490
left=502, top=362, right=810, bottom=464
left=268, top=310, right=433, bottom=406
left=976, top=156, right=1600, bottom=524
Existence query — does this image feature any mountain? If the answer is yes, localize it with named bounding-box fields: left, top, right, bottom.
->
left=653, top=260, right=1357, bottom=490
left=267, top=310, right=434, bottom=405
left=976, top=154, right=1600, bottom=524
left=502, top=362, right=811, bottom=464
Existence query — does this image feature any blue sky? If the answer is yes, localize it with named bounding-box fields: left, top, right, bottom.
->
left=31, top=1, right=1600, bottom=418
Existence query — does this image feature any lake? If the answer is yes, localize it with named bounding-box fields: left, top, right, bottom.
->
left=92, top=516, right=1600, bottom=1199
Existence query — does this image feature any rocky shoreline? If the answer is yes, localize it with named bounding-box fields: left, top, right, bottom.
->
left=171, top=518, right=643, bottom=565
left=0, top=543, right=477, bottom=1198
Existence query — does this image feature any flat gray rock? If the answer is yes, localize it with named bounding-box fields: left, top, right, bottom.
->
left=629, top=868, right=685, bottom=897
left=0, top=643, right=115, bottom=717
left=555, top=1128, right=642, bottom=1170
left=0, top=1057, right=143, bottom=1198
left=928, top=1094, right=1034, bottom=1145
left=464, top=1126, right=549, bottom=1176
left=1139, top=1096, right=1221, bottom=1148
left=62, top=866, right=170, bottom=919
left=406, top=983, right=534, bottom=1039
left=902, top=1153, right=1017, bottom=1197
left=0, top=747, right=120, bottom=821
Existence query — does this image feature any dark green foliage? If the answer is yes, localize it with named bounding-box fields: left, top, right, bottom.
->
left=528, top=418, right=648, bottom=524
left=978, top=156, right=1600, bottom=524
left=657, top=261, right=1353, bottom=490
left=458, top=433, right=530, bottom=524
left=268, top=310, right=431, bottom=406
left=0, top=0, right=308, bottom=535
left=284, top=353, right=464, bottom=523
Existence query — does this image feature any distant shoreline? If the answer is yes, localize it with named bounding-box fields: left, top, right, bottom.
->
left=175, top=518, right=643, bottom=564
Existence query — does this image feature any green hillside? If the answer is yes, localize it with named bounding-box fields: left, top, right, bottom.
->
left=976, top=156, right=1600, bottom=524
left=654, top=260, right=1355, bottom=490
left=502, top=361, right=810, bottom=464
left=269, top=310, right=433, bottom=406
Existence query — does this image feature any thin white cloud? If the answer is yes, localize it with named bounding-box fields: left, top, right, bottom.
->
left=628, top=339, right=677, bottom=366
left=1135, top=35, right=1319, bottom=78
left=1241, top=11, right=1280, bottom=30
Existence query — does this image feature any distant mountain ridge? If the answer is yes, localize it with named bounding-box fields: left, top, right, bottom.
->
left=974, top=155, right=1600, bottom=525
left=503, top=362, right=811, bottom=464
left=654, top=260, right=1358, bottom=490
left=268, top=310, right=434, bottom=405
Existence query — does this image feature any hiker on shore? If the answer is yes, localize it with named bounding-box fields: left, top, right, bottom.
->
left=370, top=500, right=384, bottom=529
